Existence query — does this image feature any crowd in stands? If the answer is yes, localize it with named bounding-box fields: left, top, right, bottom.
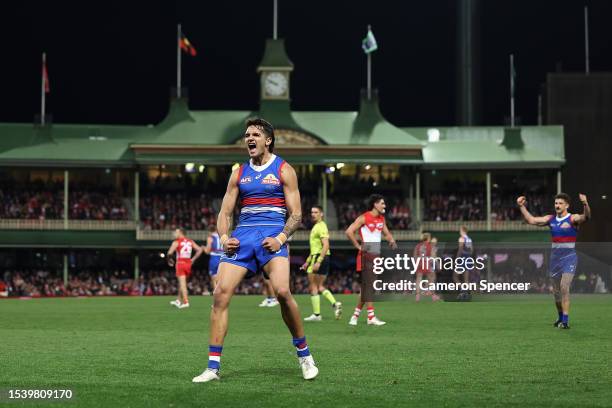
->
left=140, top=193, right=217, bottom=230
left=2, top=263, right=607, bottom=298
left=335, top=196, right=412, bottom=230
left=490, top=193, right=549, bottom=221
left=1, top=268, right=360, bottom=298
left=425, top=192, right=485, bottom=221
left=425, top=192, right=552, bottom=222
left=0, top=178, right=128, bottom=221
left=0, top=179, right=64, bottom=220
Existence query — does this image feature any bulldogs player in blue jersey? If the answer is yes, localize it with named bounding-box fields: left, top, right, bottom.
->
left=204, top=225, right=224, bottom=290
left=193, top=118, right=318, bottom=383
left=517, top=193, right=591, bottom=329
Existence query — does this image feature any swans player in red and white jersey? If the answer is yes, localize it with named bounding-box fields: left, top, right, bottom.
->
left=167, top=228, right=203, bottom=309
left=345, top=194, right=398, bottom=326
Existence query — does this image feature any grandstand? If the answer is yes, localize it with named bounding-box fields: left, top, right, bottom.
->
left=0, top=38, right=568, bottom=292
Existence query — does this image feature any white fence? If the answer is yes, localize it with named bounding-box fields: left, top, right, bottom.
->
left=421, top=220, right=541, bottom=232
left=0, top=219, right=135, bottom=231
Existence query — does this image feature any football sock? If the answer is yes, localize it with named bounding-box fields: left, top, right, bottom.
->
left=293, top=336, right=310, bottom=358
left=353, top=307, right=362, bottom=319
left=562, top=314, right=569, bottom=324
left=558, top=311, right=563, bottom=321
left=208, top=345, right=222, bottom=371
left=367, top=306, right=375, bottom=320
left=321, top=289, right=337, bottom=306
left=311, top=294, right=321, bottom=315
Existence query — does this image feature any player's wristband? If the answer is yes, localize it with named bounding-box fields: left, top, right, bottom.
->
left=274, top=236, right=285, bottom=247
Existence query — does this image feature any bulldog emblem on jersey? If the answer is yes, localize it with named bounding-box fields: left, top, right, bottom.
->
left=261, top=174, right=280, bottom=186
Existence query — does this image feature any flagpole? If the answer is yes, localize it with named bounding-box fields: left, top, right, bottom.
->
left=41, top=52, right=46, bottom=125
left=273, top=0, right=278, bottom=40
left=367, top=25, right=372, bottom=100
left=510, top=54, right=515, bottom=127
left=177, top=24, right=182, bottom=98
left=537, top=93, right=542, bottom=125
left=584, top=6, right=590, bottom=74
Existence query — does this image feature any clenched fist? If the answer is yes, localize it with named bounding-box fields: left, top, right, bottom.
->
left=516, top=196, right=527, bottom=207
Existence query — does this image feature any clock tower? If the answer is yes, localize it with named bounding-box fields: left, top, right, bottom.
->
left=257, top=39, right=294, bottom=101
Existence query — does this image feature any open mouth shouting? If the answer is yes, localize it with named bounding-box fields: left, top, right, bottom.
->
left=247, top=141, right=257, bottom=156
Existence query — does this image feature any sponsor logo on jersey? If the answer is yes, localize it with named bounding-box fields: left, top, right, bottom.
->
left=376, top=222, right=384, bottom=229
left=240, top=176, right=252, bottom=184
left=560, top=221, right=572, bottom=229
left=255, top=173, right=262, bottom=179
left=261, top=173, right=280, bottom=185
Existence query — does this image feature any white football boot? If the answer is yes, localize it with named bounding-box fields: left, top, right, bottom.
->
left=266, top=298, right=279, bottom=307
left=367, top=316, right=386, bottom=326
left=298, top=355, right=319, bottom=380
left=170, top=299, right=181, bottom=308
left=348, top=315, right=359, bottom=326
left=192, top=369, right=220, bottom=383
left=304, top=314, right=322, bottom=322
left=178, top=302, right=190, bottom=309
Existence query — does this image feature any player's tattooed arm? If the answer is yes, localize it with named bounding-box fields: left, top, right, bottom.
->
left=516, top=196, right=551, bottom=226
left=262, top=163, right=301, bottom=253
left=280, top=163, right=302, bottom=240
left=218, top=169, right=241, bottom=253
left=572, top=193, right=591, bottom=224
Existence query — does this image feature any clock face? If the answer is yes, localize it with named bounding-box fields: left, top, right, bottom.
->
left=264, top=72, right=288, bottom=97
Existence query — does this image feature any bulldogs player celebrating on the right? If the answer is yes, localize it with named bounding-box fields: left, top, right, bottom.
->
left=517, top=193, right=591, bottom=329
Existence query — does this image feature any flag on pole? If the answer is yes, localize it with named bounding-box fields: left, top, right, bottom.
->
left=362, top=27, right=378, bottom=54
left=42, top=56, right=50, bottom=93
left=179, top=33, right=197, bottom=57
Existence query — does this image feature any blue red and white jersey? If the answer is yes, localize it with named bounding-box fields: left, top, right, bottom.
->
left=460, top=234, right=473, bottom=255
left=549, top=213, right=577, bottom=249
left=210, top=232, right=223, bottom=257
left=236, top=154, right=287, bottom=228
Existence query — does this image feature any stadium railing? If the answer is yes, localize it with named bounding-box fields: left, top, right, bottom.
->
left=0, top=219, right=536, bottom=235
left=0, top=219, right=135, bottom=231
left=135, top=228, right=422, bottom=241
left=421, top=220, right=540, bottom=232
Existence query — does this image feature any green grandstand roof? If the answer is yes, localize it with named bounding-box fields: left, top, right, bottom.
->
left=403, top=126, right=565, bottom=169
left=0, top=98, right=563, bottom=168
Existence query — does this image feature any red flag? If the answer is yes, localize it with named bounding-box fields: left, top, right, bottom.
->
left=42, top=60, right=50, bottom=93
left=179, top=35, right=197, bottom=57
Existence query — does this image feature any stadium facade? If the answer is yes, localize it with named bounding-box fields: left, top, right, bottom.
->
left=0, top=37, right=564, bottom=258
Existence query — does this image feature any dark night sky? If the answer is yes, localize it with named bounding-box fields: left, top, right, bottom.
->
left=1, top=0, right=611, bottom=127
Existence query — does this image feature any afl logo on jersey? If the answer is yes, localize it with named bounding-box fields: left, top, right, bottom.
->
left=261, top=174, right=280, bottom=186
left=240, top=176, right=252, bottom=184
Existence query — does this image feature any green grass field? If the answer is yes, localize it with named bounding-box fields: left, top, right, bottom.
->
left=1, top=294, right=611, bottom=407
